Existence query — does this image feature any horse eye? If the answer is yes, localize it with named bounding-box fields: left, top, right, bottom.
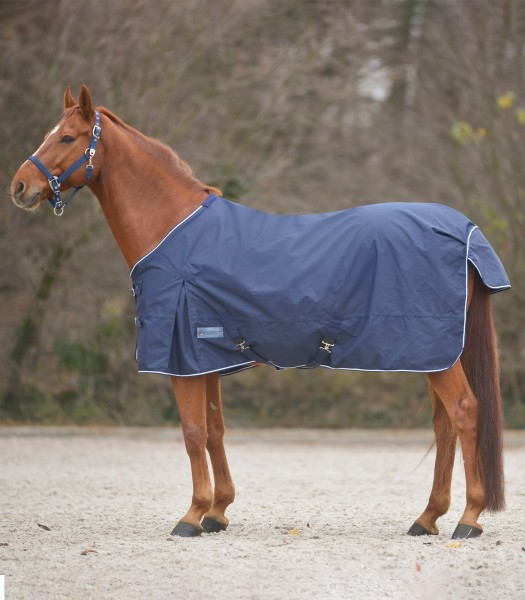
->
left=60, top=135, right=75, bottom=144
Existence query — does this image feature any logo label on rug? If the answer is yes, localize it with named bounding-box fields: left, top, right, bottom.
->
left=197, top=327, right=224, bottom=339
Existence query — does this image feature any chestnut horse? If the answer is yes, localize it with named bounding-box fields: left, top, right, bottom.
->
left=11, top=85, right=506, bottom=539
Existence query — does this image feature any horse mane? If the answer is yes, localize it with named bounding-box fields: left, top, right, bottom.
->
left=96, top=106, right=222, bottom=196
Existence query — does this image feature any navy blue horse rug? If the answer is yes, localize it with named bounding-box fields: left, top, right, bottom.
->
left=130, top=195, right=510, bottom=377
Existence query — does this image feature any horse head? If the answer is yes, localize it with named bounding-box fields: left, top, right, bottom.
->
left=11, top=85, right=101, bottom=214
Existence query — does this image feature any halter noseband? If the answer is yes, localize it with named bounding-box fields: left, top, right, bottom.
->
left=27, top=111, right=101, bottom=216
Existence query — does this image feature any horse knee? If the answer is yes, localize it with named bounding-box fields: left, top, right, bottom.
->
left=183, top=424, right=208, bottom=455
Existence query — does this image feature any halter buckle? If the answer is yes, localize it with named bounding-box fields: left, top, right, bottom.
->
left=48, top=176, right=60, bottom=192
left=86, top=147, right=96, bottom=171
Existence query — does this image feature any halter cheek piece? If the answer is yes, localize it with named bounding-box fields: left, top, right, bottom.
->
left=27, top=111, right=101, bottom=216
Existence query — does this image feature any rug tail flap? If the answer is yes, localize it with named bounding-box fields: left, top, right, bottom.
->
left=467, top=228, right=511, bottom=292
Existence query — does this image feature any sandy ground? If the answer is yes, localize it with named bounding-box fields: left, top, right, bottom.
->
left=1, top=428, right=524, bottom=600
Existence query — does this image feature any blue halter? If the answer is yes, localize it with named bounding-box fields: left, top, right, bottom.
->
left=28, top=111, right=101, bottom=216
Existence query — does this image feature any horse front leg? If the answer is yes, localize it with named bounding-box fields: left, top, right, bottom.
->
left=427, top=362, right=486, bottom=539
left=408, top=385, right=457, bottom=536
left=201, top=373, right=236, bottom=533
left=170, top=375, right=213, bottom=537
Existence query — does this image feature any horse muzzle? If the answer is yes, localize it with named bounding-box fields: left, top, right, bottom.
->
left=11, top=178, right=46, bottom=211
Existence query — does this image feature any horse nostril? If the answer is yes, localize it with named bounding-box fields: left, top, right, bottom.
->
left=15, top=180, right=26, bottom=197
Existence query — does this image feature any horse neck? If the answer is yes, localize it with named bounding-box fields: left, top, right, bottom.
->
left=89, top=114, right=208, bottom=269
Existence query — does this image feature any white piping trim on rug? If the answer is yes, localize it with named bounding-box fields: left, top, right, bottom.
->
left=130, top=206, right=203, bottom=276
left=467, top=260, right=511, bottom=292
left=138, top=361, right=256, bottom=378
left=461, top=226, right=478, bottom=350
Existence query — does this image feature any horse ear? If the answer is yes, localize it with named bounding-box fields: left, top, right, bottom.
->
left=78, top=84, right=94, bottom=119
left=64, top=86, right=76, bottom=109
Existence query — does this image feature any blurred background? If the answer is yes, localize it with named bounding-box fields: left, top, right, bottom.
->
left=0, top=0, right=523, bottom=427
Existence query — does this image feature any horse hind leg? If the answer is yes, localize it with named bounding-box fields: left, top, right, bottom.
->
left=408, top=385, right=457, bottom=536
left=201, top=373, right=235, bottom=533
left=427, top=361, right=486, bottom=539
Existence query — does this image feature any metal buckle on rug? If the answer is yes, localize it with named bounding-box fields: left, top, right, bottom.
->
left=233, top=336, right=250, bottom=352
left=320, top=337, right=335, bottom=353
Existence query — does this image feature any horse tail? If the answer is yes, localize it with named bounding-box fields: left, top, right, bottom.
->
left=460, top=271, right=505, bottom=512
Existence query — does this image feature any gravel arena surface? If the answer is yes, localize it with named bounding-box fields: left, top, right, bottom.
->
left=1, top=428, right=524, bottom=600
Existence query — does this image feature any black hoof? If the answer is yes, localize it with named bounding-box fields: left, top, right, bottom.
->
left=407, top=522, right=438, bottom=536
left=202, top=517, right=228, bottom=533
left=170, top=521, right=202, bottom=538
left=451, top=523, right=483, bottom=539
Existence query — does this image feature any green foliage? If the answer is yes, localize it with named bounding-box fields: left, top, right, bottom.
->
left=449, top=122, right=486, bottom=146
left=11, top=317, right=38, bottom=365
left=505, top=401, right=525, bottom=429
left=3, top=382, right=61, bottom=423
left=210, top=166, right=247, bottom=200
left=217, top=176, right=247, bottom=201
left=515, top=108, right=525, bottom=125
left=497, top=92, right=516, bottom=109
left=55, top=340, right=106, bottom=376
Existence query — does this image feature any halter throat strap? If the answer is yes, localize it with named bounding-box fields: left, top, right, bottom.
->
left=28, top=111, right=101, bottom=216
